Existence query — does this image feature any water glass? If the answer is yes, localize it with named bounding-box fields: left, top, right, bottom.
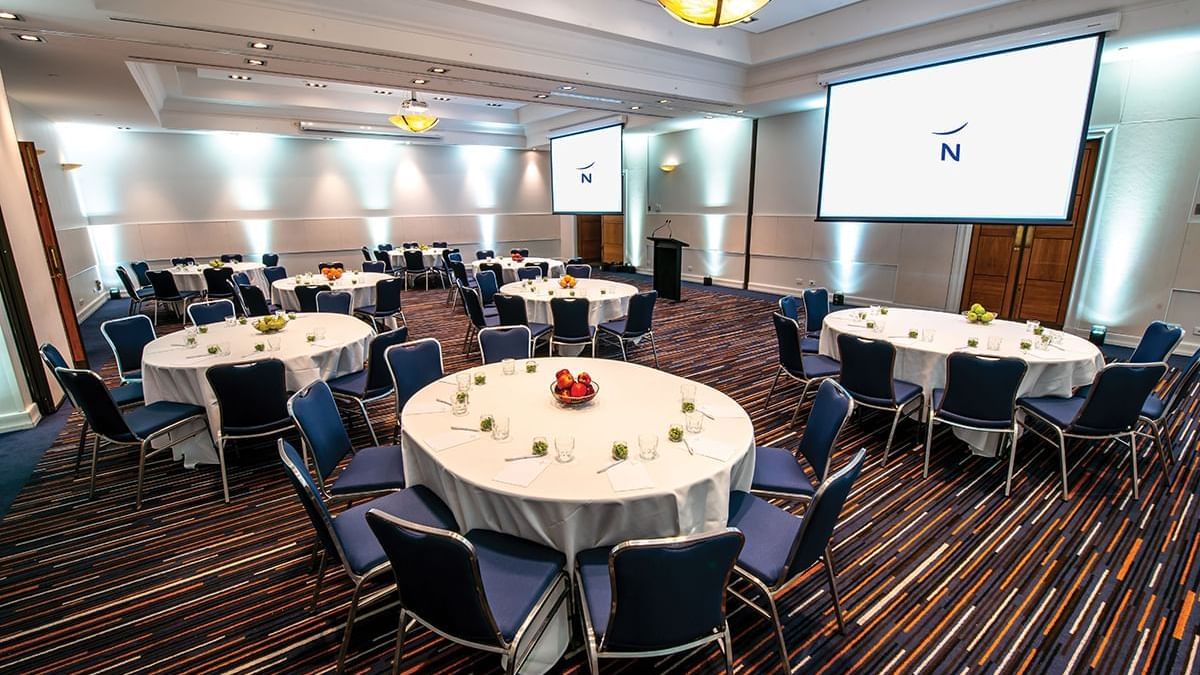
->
left=1026, top=320, right=1040, bottom=334
left=922, top=328, right=936, bottom=343
left=987, top=336, right=1003, bottom=351
left=491, top=416, right=510, bottom=441
left=680, top=383, right=697, bottom=412
left=451, top=394, right=468, bottom=416
left=638, top=433, right=659, bottom=461
left=554, top=435, right=575, bottom=463
left=456, top=371, right=472, bottom=392
left=685, top=410, right=704, bottom=433
left=267, top=336, right=281, bottom=352
left=218, top=342, right=231, bottom=356
left=525, top=360, right=537, bottom=374
left=869, top=304, right=881, bottom=316
left=224, top=316, right=237, bottom=328
left=315, top=327, right=326, bottom=341
left=502, top=358, right=516, bottom=375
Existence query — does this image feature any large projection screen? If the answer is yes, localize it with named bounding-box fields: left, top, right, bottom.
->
left=551, top=124, right=624, bottom=214
left=817, top=35, right=1103, bottom=224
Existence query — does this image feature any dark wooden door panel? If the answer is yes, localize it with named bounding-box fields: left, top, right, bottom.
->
left=968, top=276, right=1010, bottom=312
left=1015, top=280, right=1065, bottom=323
left=575, top=215, right=601, bottom=262
left=1025, top=238, right=1073, bottom=281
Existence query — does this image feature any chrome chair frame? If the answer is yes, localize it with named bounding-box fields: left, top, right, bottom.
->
left=763, top=314, right=838, bottom=425
left=477, top=325, right=533, bottom=365
left=752, top=381, right=855, bottom=503
left=208, top=360, right=297, bottom=503
left=1137, top=350, right=1200, bottom=466
left=100, top=314, right=154, bottom=385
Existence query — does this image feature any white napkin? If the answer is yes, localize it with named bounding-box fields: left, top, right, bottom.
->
left=607, top=461, right=654, bottom=492
left=425, top=430, right=479, bottom=452
left=700, top=402, right=744, bottom=419
left=494, top=459, right=551, bottom=487
left=405, top=401, right=449, bottom=415
left=688, top=438, right=736, bottom=462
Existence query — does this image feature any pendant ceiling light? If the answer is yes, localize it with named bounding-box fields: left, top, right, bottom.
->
left=389, top=92, right=439, bottom=133
left=657, top=0, right=771, bottom=27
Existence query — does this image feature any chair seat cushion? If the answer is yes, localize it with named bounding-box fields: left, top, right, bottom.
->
left=354, top=305, right=399, bottom=317
left=468, top=529, right=566, bottom=641
left=751, top=446, right=816, bottom=498
left=1141, top=394, right=1166, bottom=421
left=334, top=485, right=459, bottom=575
left=852, top=378, right=922, bottom=408
left=727, top=490, right=802, bottom=586
left=554, top=327, right=596, bottom=344
left=800, top=336, right=820, bottom=354
left=135, top=287, right=155, bottom=299
left=931, top=388, right=1014, bottom=430
left=575, top=546, right=614, bottom=639
left=179, top=290, right=201, bottom=299
left=111, top=382, right=145, bottom=407
left=327, top=369, right=391, bottom=400
left=1017, top=394, right=1085, bottom=429
left=529, top=323, right=553, bottom=339
left=222, top=417, right=294, bottom=437
left=330, top=445, right=405, bottom=495
left=483, top=307, right=500, bottom=319
left=598, top=318, right=637, bottom=337
left=123, top=401, right=205, bottom=440
left=801, top=354, right=840, bottom=379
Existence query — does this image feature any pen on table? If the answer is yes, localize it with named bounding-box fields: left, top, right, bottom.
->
left=596, top=460, right=624, bottom=474
left=435, top=398, right=453, bottom=406
left=450, top=426, right=477, bottom=432
left=505, top=455, right=542, bottom=462
left=699, top=409, right=715, bottom=421
left=682, top=438, right=695, bottom=456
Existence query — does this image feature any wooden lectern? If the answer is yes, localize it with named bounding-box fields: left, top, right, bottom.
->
left=647, top=236, right=689, bottom=302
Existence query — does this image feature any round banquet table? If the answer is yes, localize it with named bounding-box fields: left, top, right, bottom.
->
left=271, top=271, right=394, bottom=311
left=819, top=307, right=1105, bottom=454
left=167, top=262, right=269, bottom=295
left=387, top=247, right=446, bottom=269
left=400, top=357, right=754, bottom=672
left=471, top=256, right=565, bottom=284
left=140, top=313, right=374, bottom=467
left=499, top=278, right=637, bottom=327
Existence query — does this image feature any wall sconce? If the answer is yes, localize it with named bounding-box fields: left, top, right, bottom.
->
left=61, top=162, right=82, bottom=171
left=658, top=162, right=680, bottom=173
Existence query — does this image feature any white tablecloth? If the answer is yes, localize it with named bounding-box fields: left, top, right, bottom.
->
left=167, top=262, right=268, bottom=295
left=141, top=313, right=374, bottom=466
left=388, top=248, right=446, bottom=269
left=271, top=272, right=394, bottom=311
left=471, top=257, right=565, bottom=284
left=499, top=279, right=637, bottom=327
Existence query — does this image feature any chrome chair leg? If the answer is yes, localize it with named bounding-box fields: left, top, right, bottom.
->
left=88, top=435, right=101, bottom=499
left=790, top=379, right=813, bottom=426
left=1055, top=426, right=1070, bottom=500
left=764, top=367, right=783, bottom=410
left=1005, top=430, right=1018, bottom=497
left=336, top=580, right=366, bottom=673
left=923, top=417, right=935, bottom=478
left=309, top=553, right=327, bottom=611
left=135, top=439, right=151, bottom=510
left=824, top=545, right=846, bottom=633
left=648, top=332, right=659, bottom=369
left=1129, top=431, right=1140, bottom=500
left=763, top=586, right=790, bottom=670
left=391, top=608, right=409, bottom=675
left=719, top=626, right=734, bottom=674
left=75, top=419, right=90, bottom=472
left=355, top=398, right=379, bottom=446
left=883, top=407, right=903, bottom=464
left=218, top=437, right=231, bottom=503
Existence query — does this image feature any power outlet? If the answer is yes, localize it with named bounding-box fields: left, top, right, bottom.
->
left=808, top=280, right=817, bottom=287
left=1193, top=326, right=1200, bottom=336
left=795, top=278, right=804, bottom=286
left=687, top=265, right=693, bottom=272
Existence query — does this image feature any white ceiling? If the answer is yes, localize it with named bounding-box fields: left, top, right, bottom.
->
left=0, top=0, right=1192, bottom=148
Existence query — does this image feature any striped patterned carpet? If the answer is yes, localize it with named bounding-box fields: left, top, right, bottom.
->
left=0, top=273, right=1196, bottom=674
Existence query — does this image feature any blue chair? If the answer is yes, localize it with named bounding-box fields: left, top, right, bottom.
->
left=327, top=327, right=410, bottom=445
left=1130, top=321, right=1184, bottom=363
left=385, top=338, right=445, bottom=443
left=361, top=246, right=373, bottom=263
left=171, top=256, right=196, bottom=266
left=187, top=299, right=236, bottom=326
left=228, top=279, right=248, bottom=316
left=316, top=290, right=352, bottom=315
left=146, top=269, right=201, bottom=323
left=763, top=313, right=840, bottom=425
left=753, top=379, right=853, bottom=501
left=478, top=326, right=532, bottom=364
left=402, top=249, right=435, bottom=290
left=837, top=333, right=924, bottom=462
left=574, top=530, right=744, bottom=673
left=239, top=284, right=275, bottom=317
left=476, top=269, right=500, bottom=307
left=517, top=266, right=541, bottom=281
left=1018, top=361, right=1168, bottom=500
left=550, top=297, right=596, bottom=356
left=221, top=253, right=243, bottom=263
left=448, top=260, right=478, bottom=309
left=475, top=249, right=495, bottom=260
left=516, top=248, right=530, bottom=257
left=206, top=359, right=295, bottom=502
left=130, top=260, right=152, bottom=287
left=461, top=287, right=500, bottom=354
left=354, top=278, right=406, bottom=332
left=565, top=263, right=592, bottom=279
left=803, top=288, right=830, bottom=334
left=117, top=266, right=155, bottom=317
left=263, top=265, right=288, bottom=286
left=203, top=266, right=235, bottom=300
left=364, top=508, right=569, bottom=675
left=597, top=290, right=659, bottom=367
left=100, top=314, right=155, bottom=384
left=728, top=449, right=866, bottom=669
left=261, top=253, right=279, bottom=267
left=778, top=295, right=800, bottom=321
left=373, top=249, right=396, bottom=274
left=278, top=441, right=459, bottom=672
left=55, top=367, right=208, bottom=508
left=289, top=380, right=406, bottom=501
left=41, top=343, right=143, bottom=472
left=1140, top=346, right=1200, bottom=464
left=232, top=271, right=250, bottom=287
left=925, top=353, right=1027, bottom=494
left=494, top=293, right=552, bottom=355
left=294, top=284, right=331, bottom=313
left=362, top=260, right=385, bottom=273
left=318, top=261, right=345, bottom=271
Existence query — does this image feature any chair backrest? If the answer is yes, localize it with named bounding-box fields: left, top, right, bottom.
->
left=431, top=241, right=447, bottom=248
left=564, top=264, right=591, bottom=279
left=386, top=339, right=445, bottom=416
left=205, top=359, right=291, bottom=434
left=317, top=261, right=345, bottom=271
left=600, top=529, right=743, bottom=651
left=171, top=257, right=195, bottom=266
left=240, top=284, right=272, bottom=317
left=232, top=271, right=250, bottom=287
left=517, top=248, right=530, bottom=257
left=403, top=249, right=425, bottom=270
left=362, top=260, right=386, bottom=273
left=130, top=260, right=151, bottom=287
left=361, top=246, right=373, bottom=262
left=624, top=291, right=657, bottom=336
left=1161, top=346, right=1200, bottom=415
left=100, top=315, right=155, bottom=377
left=116, top=266, right=140, bottom=299
left=476, top=270, right=499, bottom=306
left=146, top=269, right=183, bottom=300
left=1072, top=362, right=1168, bottom=434
left=373, top=249, right=393, bottom=270
left=937, top=353, right=1027, bottom=426
left=374, top=278, right=404, bottom=314
left=220, top=254, right=237, bottom=263
left=461, top=286, right=490, bottom=329
left=364, top=327, right=410, bottom=395
left=263, top=266, right=288, bottom=285
left=478, top=326, right=532, bottom=364
left=38, top=343, right=72, bottom=404
left=288, top=381, right=353, bottom=490
left=187, top=299, right=236, bottom=326
left=494, top=293, right=529, bottom=327
left=778, top=295, right=800, bottom=322
left=479, top=262, right=504, bottom=280
left=450, top=260, right=471, bottom=285
left=203, top=266, right=235, bottom=296
left=228, top=280, right=248, bottom=315
left=566, top=257, right=584, bottom=264
left=803, top=288, right=830, bottom=333
left=261, top=253, right=279, bottom=267
left=533, top=261, right=550, bottom=277
left=279, top=440, right=345, bottom=567
left=1130, top=321, right=1184, bottom=363
left=550, top=298, right=590, bottom=340
left=771, top=313, right=806, bottom=374
left=366, top=510, right=507, bottom=647
left=517, top=266, right=541, bottom=281
left=837, top=334, right=898, bottom=404
left=785, top=448, right=866, bottom=580
left=798, top=380, right=854, bottom=482
left=293, top=284, right=331, bottom=312
left=403, top=241, right=419, bottom=249
left=379, top=243, right=394, bottom=251
left=56, top=368, right=134, bottom=442
left=475, top=249, right=495, bottom=260
left=315, top=290, right=352, bottom=315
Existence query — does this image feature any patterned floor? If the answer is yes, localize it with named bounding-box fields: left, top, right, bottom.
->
left=0, top=273, right=1196, bottom=674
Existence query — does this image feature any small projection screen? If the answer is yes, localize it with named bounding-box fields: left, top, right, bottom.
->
left=816, top=34, right=1103, bottom=223
left=551, top=123, right=624, bottom=214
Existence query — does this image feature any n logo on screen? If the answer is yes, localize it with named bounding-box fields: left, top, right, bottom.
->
left=576, top=161, right=595, bottom=184
left=932, top=122, right=968, bottom=162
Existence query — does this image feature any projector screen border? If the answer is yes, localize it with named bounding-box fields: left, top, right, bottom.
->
left=550, top=122, right=626, bottom=216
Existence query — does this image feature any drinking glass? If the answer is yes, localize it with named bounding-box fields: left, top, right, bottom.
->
left=267, top=336, right=281, bottom=352
left=987, top=336, right=1002, bottom=351
left=869, top=304, right=881, bottom=316
left=554, top=435, right=575, bottom=463
left=685, top=411, right=704, bottom=433
left=638, top=433, right=659, bottom=461
left=1026, top=320, right=1040, bottom=334
left=456, top=371, right=472, bottom=392
left=922, top=328, right=936, bottom=343
left=218, top=342, right=231, bottom=356
left=525, top=360, right=538, bottom=374
left=502, top=358, right=516, bottom=375
left=315, top=327, right=326, bottom=341
left=224, top=316, right=237, bottom=328
left=680, top=383, right=697, bottom=413
left=491, top=416, right=510, bottom=441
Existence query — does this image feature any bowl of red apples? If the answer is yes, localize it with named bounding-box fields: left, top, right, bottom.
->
left=551, top=368, right=598, bottom=406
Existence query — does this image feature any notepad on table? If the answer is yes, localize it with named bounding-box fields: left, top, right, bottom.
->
left=607, top=461, right=654, bottom=492
left=494, top=459, right=551, bottom=487
left=405, top=401, right=449, bottom=415
left=688, top=438, right=736, bottom=462
left=700, top=402, right=744, bottom=419
left=425, top=430, right=478, bottom=452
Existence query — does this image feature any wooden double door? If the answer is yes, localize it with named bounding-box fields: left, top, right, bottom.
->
left=959, top=139, right=1099, bottom=327
left=575, top=215, right=625, bottom=264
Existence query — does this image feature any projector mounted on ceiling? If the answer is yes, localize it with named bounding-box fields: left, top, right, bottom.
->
left=296, top=121, right=444, bottom=143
